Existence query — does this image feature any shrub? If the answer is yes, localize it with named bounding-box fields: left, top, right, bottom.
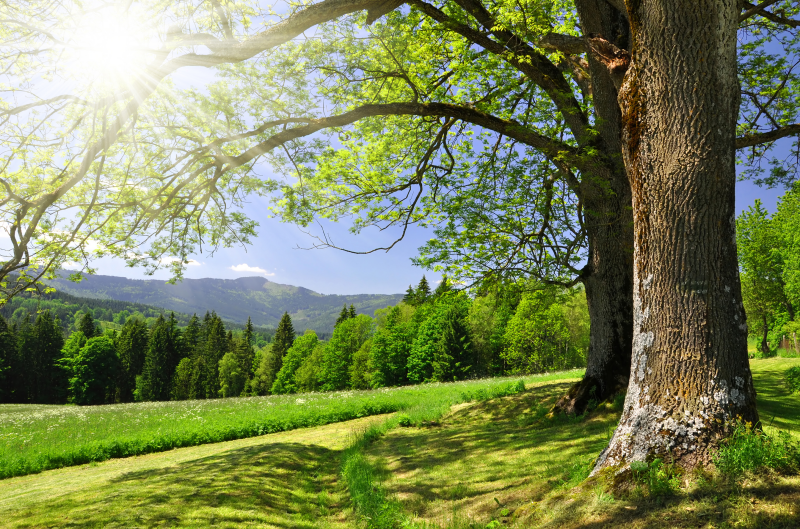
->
left=629, top=458, right=681, bottom=496
left=714, top=422, right=800, bottom=477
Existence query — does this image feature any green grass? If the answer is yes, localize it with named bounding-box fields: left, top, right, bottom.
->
left=359, top=358, right=800, bottom=528
left=1, top=373, right=577, bottom=479
left=0, top=415, right=384, bottom=528
left=3, top=363, right=797, bottom=528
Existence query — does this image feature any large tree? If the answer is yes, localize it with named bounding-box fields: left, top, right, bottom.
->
left=2, top=0, right=798, bottom=466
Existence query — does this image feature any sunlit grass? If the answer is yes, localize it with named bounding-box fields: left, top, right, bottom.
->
left=1, top=373, right=582, bottom=479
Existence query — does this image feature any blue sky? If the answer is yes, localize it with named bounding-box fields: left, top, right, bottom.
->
left=89, top=177, right=788, bottom=295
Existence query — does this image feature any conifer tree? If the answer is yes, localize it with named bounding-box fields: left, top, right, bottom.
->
left=402, top=285, right=417, bottom=305
left=197, top=313, right=228, bottom=399
left=33, top=311, right=65, bottom=403
left=135, top=315, right=172, bottom=401
left=335, top=304, right=350, bottom=327
left=271, top=312, right=295, bottom=373
left=349, top=304, right=357, bottom=319
left=116, top=317, right=149, bottom=402
left=78, top=312, right=99, bottom=338
left=236, top=317, right=256, bottom=379
left=416, top=276, right=431, bottom=305
left=183, top=314, right=202, bottom=353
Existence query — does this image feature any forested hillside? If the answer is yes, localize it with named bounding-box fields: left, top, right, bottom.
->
left=45, top=274, right=402, bottom=333
left=0, top=277, right=590, bottom=405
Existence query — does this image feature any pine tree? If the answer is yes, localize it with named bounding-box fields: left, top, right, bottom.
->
left=349, top=304, right=357, bottom=319
left=236, top=317, right=256, bottom=379
left=78, top=312, right=98, bottom=338
left=199, top=313, right=228, bottom=398
left=135, top=315, right=172, bottom=401
left=402, top=285, right=416, bottom=305
left=183, top=314, right=201, bottom=352
left=335, top=304, right=350, bottom=327
left=33, top=311, right=65, bottom=403
left=116, top=317, right=149, bottom=402
left=416, top=276, right=431, bottom=305
left=271, top=312, right=295, bottom=373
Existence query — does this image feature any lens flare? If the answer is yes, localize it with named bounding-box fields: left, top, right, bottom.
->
left=66, top=9, right=153, bottom=90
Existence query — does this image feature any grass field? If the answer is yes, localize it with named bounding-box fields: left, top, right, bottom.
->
left=0, top=373, right=559, bottom=479
left=362, top=357, right=800, bottom=528
left=1, top=362, right=797, bottom=528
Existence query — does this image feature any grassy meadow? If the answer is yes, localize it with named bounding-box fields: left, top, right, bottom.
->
left=0, top=373, right=552, bottom=479
left=1, top=362, right=798, bottom=528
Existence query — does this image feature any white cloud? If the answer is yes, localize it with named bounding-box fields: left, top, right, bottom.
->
left=230, top=263, right=274, bottom=276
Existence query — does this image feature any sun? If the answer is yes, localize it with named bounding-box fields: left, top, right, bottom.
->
left=66, top=8, right=153, bottom=90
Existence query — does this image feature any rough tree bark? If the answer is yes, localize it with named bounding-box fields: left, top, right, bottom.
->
left=554, top=0, right=634, bottom=414
left=594, top=0, right=759, bottom=472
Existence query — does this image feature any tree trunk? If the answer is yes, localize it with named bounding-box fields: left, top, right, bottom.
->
left=553, top=0, right=634, bottom=415
left=594, top=0, right=758, bottom=472
left=760, top=315, right=770, bottom=356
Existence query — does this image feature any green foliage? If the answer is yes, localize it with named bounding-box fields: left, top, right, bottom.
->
left=714, top=422, right=800, bottom=477
left=78, top=312, right=100, bottom=339
left=629, top=458, right=682, bottom=497
left=503, top=286, right=586, bottom=374
left=370, top=305, right=415, bottom=387
left=320, top=314, right=374, bottom=391
left=70, top=336, right=119, bottom=405
left=115, top=318, right=148, bottom=402
left=271, top=312, right=296, bottom=373
left=786, top=366, right=800, bottom=393
left=219, top=352, right=247, bottom=398
left=171, top=358, right=193, bottom=401
left=271, top=331, right=319, bottom=394
left=294, top=343, right=327, bottom=393
left=737, top=199, right=790, bottom=355
left=349, top=338, right=373, bottom=390
left=250, top=346, right=279, bottom=396
left=136, top=314, right=183, bottom=402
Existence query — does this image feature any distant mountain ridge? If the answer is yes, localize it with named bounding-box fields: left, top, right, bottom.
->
left=46, top=274, right=403, bottom=334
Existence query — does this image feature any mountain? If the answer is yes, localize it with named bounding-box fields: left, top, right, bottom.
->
left=45, top=274, right=403, bottom=334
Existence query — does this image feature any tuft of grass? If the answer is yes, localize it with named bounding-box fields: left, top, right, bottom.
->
left=786, top=366, right=800, bottom=394
left=714, top=422, right=800, bottom=478
left=0, top=375, right=544, bottom=480
left=628, top=458, right=682, bottom=497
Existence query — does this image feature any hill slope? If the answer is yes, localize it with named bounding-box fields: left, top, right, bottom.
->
left=46, top=274, right=402, bottom=333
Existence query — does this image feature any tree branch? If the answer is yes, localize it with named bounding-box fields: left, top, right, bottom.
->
left=736, top=123, right=800, bottom=148
left=739, top=0, right=800, bottom=26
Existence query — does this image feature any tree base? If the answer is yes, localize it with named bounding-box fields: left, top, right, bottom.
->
left=551, top=374, right=627, bottom=416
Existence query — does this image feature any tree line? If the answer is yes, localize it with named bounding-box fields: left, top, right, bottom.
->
left=0, top=276, right=589, bottom=404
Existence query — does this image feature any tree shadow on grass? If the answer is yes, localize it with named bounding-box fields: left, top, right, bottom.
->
left=537, top=479, right=800, bottom=529
left=751, top=365, right=800, bottom=434
left=366, top=381, right=619, bottom=522
left=8, top=441, right=349, bottom=528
